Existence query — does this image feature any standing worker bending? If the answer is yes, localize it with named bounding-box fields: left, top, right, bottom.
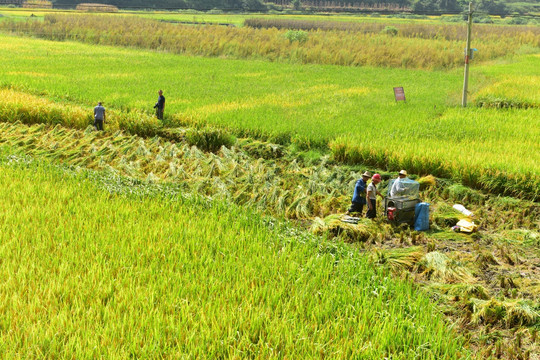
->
left=366, top=173, right=383, bottom=219
left=94, top=101, right=106, bottom=131
left=154, top=90, right=165, bottom=120
left=347, top=171, right=371, bottom=215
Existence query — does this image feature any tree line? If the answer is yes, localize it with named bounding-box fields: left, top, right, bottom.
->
left=6, top=0, right=532, bottom=15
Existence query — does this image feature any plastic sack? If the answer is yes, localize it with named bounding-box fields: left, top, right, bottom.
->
left=414, top=202, right=430, bottom=231
left=453, top=204, right=474, bottom=217
left=456, top=219, right=478, bottom=233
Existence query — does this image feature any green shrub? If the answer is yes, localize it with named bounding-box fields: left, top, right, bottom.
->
left=442, top=15, right=463, bottom=23
left=381, top=26, right=398, bottom=36
left=185, top=127, right=236, bottom=152
left=207, top=8, right=224, bottom=14
left=284, top=30, right=309, bottom=44
left=474, top=15, right=494, bottom=24
left=506, top=17, right=529, bottom=25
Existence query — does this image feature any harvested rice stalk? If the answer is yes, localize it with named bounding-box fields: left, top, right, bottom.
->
left=418, top=251, right=475, bottom=283
left=311, top=214, right=372, bottom=243
left=469, top=298, right=539, bottom=328
left=469, top=298, right=506, bottom=326
left=430, top=283, right=490, bottom=301
left=373, top=246, right=424, bottom=273
left=418, top=175, right=437, bottom=190
left=475, top=250, right=500, bottom=270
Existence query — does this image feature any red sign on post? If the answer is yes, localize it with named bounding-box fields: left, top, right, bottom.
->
left=393, top=87, right=406, bottom=102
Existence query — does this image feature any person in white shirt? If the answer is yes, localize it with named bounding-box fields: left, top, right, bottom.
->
left=366, top=173, right=383, bottom=219
left=390, top=169, right=408, bottom=197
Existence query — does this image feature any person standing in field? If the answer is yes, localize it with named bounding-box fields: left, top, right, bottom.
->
left=347, top=171, right=371, bottom=215
left=366, top=173, right=383, bottom=219
left=93, top=102, right=106, bottom=131
left=154, top=90, right=165, bottom=120
left=389, top=169, right=408, bottom=197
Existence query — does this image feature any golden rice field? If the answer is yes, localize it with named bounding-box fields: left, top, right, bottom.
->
left=0, top=11, right=538, bottom=357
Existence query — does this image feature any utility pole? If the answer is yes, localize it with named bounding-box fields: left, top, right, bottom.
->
left=462, top=2, right=473, bottom=107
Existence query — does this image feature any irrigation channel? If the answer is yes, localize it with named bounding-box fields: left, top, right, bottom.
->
left=0, top=118, right=538, bottom=358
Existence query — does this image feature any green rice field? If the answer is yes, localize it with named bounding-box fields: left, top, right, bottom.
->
left=0, top=31, right=538, bottom=199
left=0, top=9, right=538, bottom=358
left=0, top=149, right=471, bottom=358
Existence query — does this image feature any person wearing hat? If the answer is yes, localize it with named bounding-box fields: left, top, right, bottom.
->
left=347, top=171, right=371, bottom=215
left=366, top=173, right=383, bottom=219
left=389, top=170, right=408, bottom=198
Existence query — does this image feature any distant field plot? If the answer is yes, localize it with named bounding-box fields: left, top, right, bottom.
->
left=0, top=34, right=538, bottom=198
left=0, top=7, right=484, bottom=25
left=0, top=7, right=61, bottom=19
left=0, top=152, right=470, bottom=359
left=0, top=7, right=537, bottom=26
left=134, top=12, right=449, bottom=25
left=2, top=14, right=539, bottom=69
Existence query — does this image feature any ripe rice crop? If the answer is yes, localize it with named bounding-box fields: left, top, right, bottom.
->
left=76, top=3, right=119, bottom=12
left=1, top=13, right=537, bottom=69
left=22, top=0, right=52, bottom=9
left=475, top=55, right=540, bottom=109
left=0, top=121, right=355, bottom=219
left=0, top=152, right=471, bottom=358
left=329, top=107, right=540, bottom=200
left=245, top=17, right=540, bottom=44
left=0, top=34, right=537, bottom=200
left=0, top=89, right=161, bottom=137
left=2, top=120, right=537, bottom=230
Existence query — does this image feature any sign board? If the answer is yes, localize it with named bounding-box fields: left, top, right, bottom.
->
left=393, top=87, right=406, bottom=102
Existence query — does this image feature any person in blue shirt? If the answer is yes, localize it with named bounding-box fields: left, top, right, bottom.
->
left=347, top=171, right=371, bottom=215
left=154, top=90, right=165, bottom=120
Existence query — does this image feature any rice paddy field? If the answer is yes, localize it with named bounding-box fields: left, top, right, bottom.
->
left=0, top=26, right=538, bottom=198
left=0, top=148, right=477, bottom=358
left=0, top=7, right=539, bottom=359
left=0, top=7, right=513, bottom=26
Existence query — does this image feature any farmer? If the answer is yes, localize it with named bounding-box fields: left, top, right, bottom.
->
left=93, top=101, right=106, bottom=131
left=389, top=169, right=408, bottom=197
left=154, top=89, right=165, bottom=120
left=366, top=173, right=383, bottom=219
left=347, top=171, right=371, bottom=215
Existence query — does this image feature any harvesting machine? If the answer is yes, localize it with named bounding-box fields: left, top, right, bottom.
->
left=384, top=178, right=421, bottom=225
